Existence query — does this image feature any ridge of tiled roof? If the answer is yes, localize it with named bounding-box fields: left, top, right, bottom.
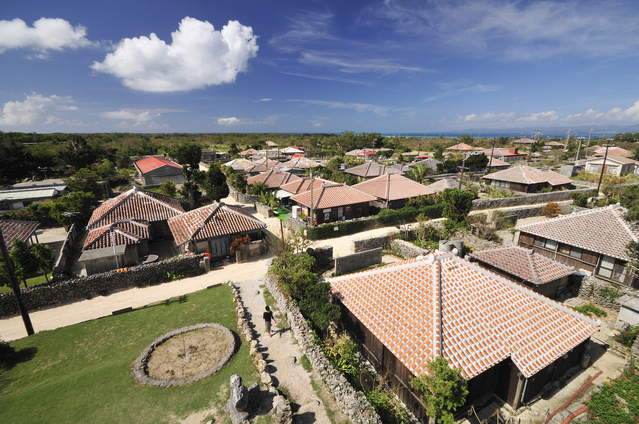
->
left=88, top=187, right=184, bottom=229
left=470, top=246, right=575, bottom=285
left=167, top=202, right=266, bottom=246
left=482, top=165, right=573, bottom=186
left=247, top=170, right=301, bottom=188
left=135, top=156, right=182, bottom=174
left=352, top=174, right=435, bottom=201
left=330, top=253, right=599, bottom=379
left=289, top=183, right=377, bottom=209
left=344, top=162, right=404, bottom=178
left=0, top=219, right=40, bottom=251
left=83, top=219, right=150, bottom=251
left=446, top=143, right=474, bottom=151
left=516, top=204, right=639, bottom=261
left=279, top=177, right=336, bottom=195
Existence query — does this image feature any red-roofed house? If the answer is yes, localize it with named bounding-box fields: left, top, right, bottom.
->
left=168, top=202, right=266, bottom=257
left=470, top=245, right=575, bottom=298
left=482, top=165, right=573, bottom=193
left=289, top=183, right=376, bottom=224
left=79, top=188, right=185, bottom=274
left=0, top=219, right=40, bottom=251
left=513, top=137, right=537, bottom=145
left=352, top=174, right=435, bottom=209
left=343, top=162, right=404, bottom=179
left=479, top=147, right=528, bottom=163
left=247, top=170, right=301, bottom=190
left=330, top=253, right=599, bottom=418
left=517, top=204, right=639, bottom=287
left=446, top=142, right=475, bottom=152
left=594, top=147, right=631, bottom=158
left=134, top=156, right=184, bottom=187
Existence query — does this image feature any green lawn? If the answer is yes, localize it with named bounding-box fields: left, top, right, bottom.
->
left=0, top=285, right=258, bottom=424
left=0, top=274, right=51, bottom=293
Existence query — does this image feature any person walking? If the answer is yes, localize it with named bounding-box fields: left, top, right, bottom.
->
left=263, top=305, right=276, bottom=337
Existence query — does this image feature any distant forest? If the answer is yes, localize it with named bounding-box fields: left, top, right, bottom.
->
left=1, top=130, right=638, bottom=186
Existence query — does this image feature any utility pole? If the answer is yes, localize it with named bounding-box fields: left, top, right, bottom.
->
left=596, top=143, right=611, bottom=194
left=309, top=167, right=314, bottom=226
left=0, top=226, right=34, bottom=336
left=564, top=130, right=572, bottom=149
left=584, top=129, right=593, bottom=157
left=486, top=138, right=496, bottom=174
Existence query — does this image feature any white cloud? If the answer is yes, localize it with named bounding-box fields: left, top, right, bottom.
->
left=0, top=93, right=75, bottom=125
left=259, top=98, right=272, bottom=102
left=0, top=18, right=93, bottom=54
left=92, top=17, right=258, bottom=92
left=361, top=0, right=639, bottom=60
left=217, top=117, right=241, bottom=125
left=102, top=109, right=161, bottom=126
left=424, top=80, right=502, bottom=102
left=290, top=99, right=392, bottom=115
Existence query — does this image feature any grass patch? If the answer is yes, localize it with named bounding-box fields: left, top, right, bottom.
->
left=0, top=285, right=258, bottom=424
left=571, top=303, right=607, bottom=318
left=308, top=375, right=340, bottom=424
left=0, top=273, right=51, bottom=293
left=261, top=286, right=288, bottom=330
left=300, top=354, right=312, bottom=373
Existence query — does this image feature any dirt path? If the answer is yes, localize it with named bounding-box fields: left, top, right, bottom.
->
left=0, top=257, right=269, bottom=341
left=239, top=277, right=335, bottom=424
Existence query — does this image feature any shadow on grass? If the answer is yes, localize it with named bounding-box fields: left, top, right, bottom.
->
left=162, top=294, right=188, bottom=306
left=0, top=342, right=38, bottom=389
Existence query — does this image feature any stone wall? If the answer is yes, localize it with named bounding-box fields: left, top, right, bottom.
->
left=578, top=275, right=633, bottom=312
left=255, top=202, right=273, bottom=219
left=0, top=254, right=205, bottom=318
left=284, top=216, right=308, bottom=234
left=228, top=186, right=260, bottom=205
left=389, top=239, right=429, bottom=258
left=307, top=246, right=333, bottom=270
left=471, top=188, right=592, bottom=211
left=236, top=240, right=266, bottom=263
left=263, top=277, right=381, bottom=424
left=335, top=248, right=383, bottom=276
left=352, top=235, right=389, bottom=253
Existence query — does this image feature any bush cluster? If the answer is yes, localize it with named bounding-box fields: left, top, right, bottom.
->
left=376, top=203, right=445, bottom=225
left=305, top=219, right=371, bottom=240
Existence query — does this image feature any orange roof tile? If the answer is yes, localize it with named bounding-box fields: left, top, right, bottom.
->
left=167, top=202, right=266, bottom=246
left=330, top=254, right=599, bottom=379
left=290, top=183, right=376, bottom=209
left=482, top=165, right=573, bottom=186
left=279, top=177, right=337, bottom=195
left=247, top=170, right=301, bottom=189
left=0, top=219, right=40, bottom=251
left=83, top=219, right=149, bottom=251
left=135, top=156, right=182, bottom=174
left=344, top=162, right=404, bottom=178
left=352, top=174, right=435, bottom=201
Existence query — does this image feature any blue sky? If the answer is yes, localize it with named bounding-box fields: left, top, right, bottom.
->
left=1, top=0, right=639, bottom=134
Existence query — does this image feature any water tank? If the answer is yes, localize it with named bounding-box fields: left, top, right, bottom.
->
left=580, top=354, right=590, bottom=369
left=450, top=238, right=464, bottom=256
left=439, top=240, right=453, bottom=252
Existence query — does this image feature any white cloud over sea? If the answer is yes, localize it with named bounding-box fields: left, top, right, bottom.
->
left=92, top=17, right=259, bottom=92
left=0, top=92, right=76, bottom=125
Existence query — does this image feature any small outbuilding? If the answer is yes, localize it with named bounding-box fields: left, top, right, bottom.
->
left=135, top=156, right=184, bottom=187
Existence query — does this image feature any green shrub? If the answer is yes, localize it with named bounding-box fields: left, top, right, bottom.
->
left=618, top=326, right=639, bottom=348
left=305, top=219, right=371, bottom=240
left=323, top=334, right=359, bottom=376
left=572, top=303, right=607, bottom=318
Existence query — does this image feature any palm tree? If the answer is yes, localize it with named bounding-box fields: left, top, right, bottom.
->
left=408, top=164, right=429, bottom=182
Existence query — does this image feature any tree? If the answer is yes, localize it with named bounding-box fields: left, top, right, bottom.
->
left=158, top=181, right=176, bottom=197
left=31, top=244, right=54, bottom=283
left=173, top=143, right=204, bottom=209
left=202, top=163, right=229, bottom=202
left=9, top=240, right=39, bottom=288
left=249, top=181, right=270, bottom=196
left=298, top=282, right=341, bottom=332
left=67, top=168, right=102, bottom=198
left=260, top=190, right=280, bottom=209
left=49, top=191, right=97, bottom=225
left=433, top=145, right=445, bottom=160
left=268, top=249, right=317, bottom=300
left=410, top=356, right=468, bottom=424
left=408, top=164, right=430, bottom=182
left=441, top=188, right=476, bottom=224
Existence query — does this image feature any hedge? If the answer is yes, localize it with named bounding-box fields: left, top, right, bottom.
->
left=377, top=203, right=445, bottom=224
left=305, top=219, right=372, bottom=240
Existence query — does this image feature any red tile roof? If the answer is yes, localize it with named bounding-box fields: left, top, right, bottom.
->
left=470, top=246, right=575, bottom=285
left=279, top=177, right=337, bottom=195
left=486, top=157, right=511, bottom=167
left=352, top=174, right=435, bottom=202
left=88, top=187, right=184, bottom=229
left=253, top=158, right=279, bottom=168
left=239, top=148, right=260, bottom=157
left=446, top=143, right=475, bottom=151
left=482, top=165, right=573, bottom=186
left=135, top=156, right=182, bottom=174
left=83, top=220, right=150, bottom=251
left=282, top=156, right=321, bottom=169
left=586, top=155, right=637, bottom=165
left=0, top=219, right=40, bottom=251
left=513, top=138, right=536, bottom=145
left=594, top=147, right=631, bottom=157
left=168, top=202, right=266, bottom=246
left=247, top=170, right=301, bottom=189
left=330, top=254, right=599, bottom=379
left=290, top=183, right=377, bottom=209
left=517, top=204, right=639, bottom=261
left=344, top=162, right=404, bottom=178
left=427, top=178, right=459, bottom=192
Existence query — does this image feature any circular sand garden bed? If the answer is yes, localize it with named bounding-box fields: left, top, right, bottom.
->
left=132, top=323, right=235, bottom=387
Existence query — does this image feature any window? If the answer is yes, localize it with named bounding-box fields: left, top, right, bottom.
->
left=607, top=166, right=618, bottom=174
left=598, top=256, right=626, bottom=281
left=588, top=164, right=599, bottom=172
left=533, top=237, right=546, bottom=247
left=545, top=239, right=557, bottom=250
left=569, top=247, right=583, bottom=259
left=558, top=244, right=571, bottom=255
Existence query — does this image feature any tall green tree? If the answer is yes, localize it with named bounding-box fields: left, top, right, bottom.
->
left=31, top=244, right=55, bottom=283
left=410, top=356, right=468, bottom=424
left=202, top=163, right=229, bottom=202
left=441, top=188, right=476, bottom=224
left=9, top=240, right=39, bottom=288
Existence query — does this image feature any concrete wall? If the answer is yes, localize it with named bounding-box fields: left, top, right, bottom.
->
left=0, top=254, right=205, bottom=318
left=335, top=248, right=383, bottom=276
left=52, top=223, right=79, bottom=279
left=471, top=188, right=592, bottom=211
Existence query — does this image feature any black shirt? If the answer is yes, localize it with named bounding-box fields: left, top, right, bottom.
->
left=263, top=311, right=273, bottom=322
